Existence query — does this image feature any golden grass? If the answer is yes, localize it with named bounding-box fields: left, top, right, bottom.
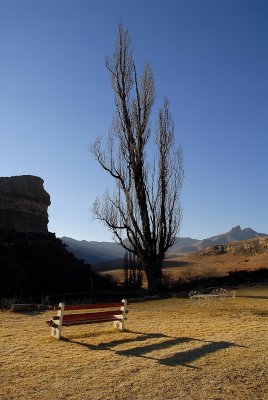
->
left=163, top=253, right=268, bottom=280
left=0, top=286, right=267, bottom=400
left=102, top=253, right=268, bottom=285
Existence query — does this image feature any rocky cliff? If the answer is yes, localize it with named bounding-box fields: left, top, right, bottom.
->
left=0, top=175, right=50, bottom=233
left=198, top=237, right=268, bottom=256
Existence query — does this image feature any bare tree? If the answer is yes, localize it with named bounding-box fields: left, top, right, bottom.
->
left=91, top=24, right=184, bottom=293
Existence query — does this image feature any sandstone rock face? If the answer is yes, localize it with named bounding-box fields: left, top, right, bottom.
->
left=0, top=175, right=51, bottom=233
left=198, top=237, right=268, bottom=256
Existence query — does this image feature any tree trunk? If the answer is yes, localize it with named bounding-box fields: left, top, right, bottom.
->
left=144, top=260, right=164, bottom=294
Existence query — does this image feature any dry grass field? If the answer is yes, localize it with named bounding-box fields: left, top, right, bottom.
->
left=0, top=286, right=267, bottom=400
left=101, top=252, right=268, bottom=285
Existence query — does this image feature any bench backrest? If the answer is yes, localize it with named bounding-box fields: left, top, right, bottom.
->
left=63, top=301, right=124, bottom=311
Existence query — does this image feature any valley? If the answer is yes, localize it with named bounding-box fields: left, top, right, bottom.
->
left=99, top=251, right=268, bottom=285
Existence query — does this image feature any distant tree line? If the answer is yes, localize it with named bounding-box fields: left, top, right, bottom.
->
left=161, top=268, right=268, bottom=293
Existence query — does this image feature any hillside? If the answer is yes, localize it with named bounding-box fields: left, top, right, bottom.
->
left=0, top=230, right=119, bottom=299
left=162, top=237, right=268, bottom=282
left=98, top=237, right=268, bottom=285
left=61, top=226, right=268, bottom=266
left=197, top=236, right=268, bottom=256
left=169, top=225, right=268, bottom=254
left=61, top=236, right=125, bottom=264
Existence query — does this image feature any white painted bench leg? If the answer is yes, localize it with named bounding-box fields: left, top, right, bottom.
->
left=114, top=299, right=127, bottom=331
left=51, top=302, right=64, bottom=340
left=114, top=319, right=125, bottom=331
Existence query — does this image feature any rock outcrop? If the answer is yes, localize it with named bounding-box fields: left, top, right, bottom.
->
left=198, top=237, right=268, bottom=256
left=0, top=175, right=50, bottom=233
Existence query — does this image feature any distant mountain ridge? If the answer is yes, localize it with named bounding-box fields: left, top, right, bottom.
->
left=169, top=225, right=268, bottom=255
left=61, top=226, right=268, bottom=265
left=61, top=236, right=125, bottom=264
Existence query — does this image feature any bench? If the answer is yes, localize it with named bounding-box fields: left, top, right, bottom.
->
left=47, top=299, right=127, bottom=340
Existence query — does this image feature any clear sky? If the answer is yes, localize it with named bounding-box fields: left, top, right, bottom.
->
left=1, top=0, right=267, bottom=241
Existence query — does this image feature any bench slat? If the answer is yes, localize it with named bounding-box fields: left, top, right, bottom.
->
left=49, top=316, right=123, bottom=328
left=62, top=302, right=123, bottom=311
left=62, top=317, right=120, bottom=326
left=60, top=310, right=123, bottom=322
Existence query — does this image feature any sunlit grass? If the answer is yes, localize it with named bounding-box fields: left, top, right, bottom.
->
left=102, top=253, right=268, bottom=286
left=0, top=286, right=267, bottom=400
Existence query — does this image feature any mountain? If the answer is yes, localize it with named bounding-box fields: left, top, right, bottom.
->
left=61, top=236, right=125, bottom=264
left=61, top=226, right=268, bottom=265
left=169, top=226, right=268, bottom=255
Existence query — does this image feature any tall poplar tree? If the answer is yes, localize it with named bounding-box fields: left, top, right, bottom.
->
left=91, top=25, right=184, bottom=293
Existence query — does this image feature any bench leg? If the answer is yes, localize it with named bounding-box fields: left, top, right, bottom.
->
left=114, top=319, right=125, bottom=331
left=113, top=299, right=127, bottom=331
left=51, top=302, right=64, bottom=340
left=51, top=326, right=62, bottom=340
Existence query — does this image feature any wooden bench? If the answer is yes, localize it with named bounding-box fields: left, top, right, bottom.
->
left=47, top=299, right=127, bottom=340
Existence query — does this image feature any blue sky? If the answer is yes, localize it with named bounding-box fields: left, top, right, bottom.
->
left=1, top=0, right=267, bottom=241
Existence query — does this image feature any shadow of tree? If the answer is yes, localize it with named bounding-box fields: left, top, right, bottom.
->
left=14, top=310, right=47, bottom=316
left=237, top=295, right=268, bottom=299
left=252, top=310, right=268, bottom=317
left=64, top=331, right=241, bottom=368
left=163, top=259, right=190, bottom=268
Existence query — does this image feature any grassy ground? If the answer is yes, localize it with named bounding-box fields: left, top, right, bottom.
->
left=0, top=286, right=267, bottom=400
left=101, top=253, right=268, bottom=285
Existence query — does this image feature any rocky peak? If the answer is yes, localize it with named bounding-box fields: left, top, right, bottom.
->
left=231, top=225, right=242, bottom=232
left=0, top=175, right=51, bottom=233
